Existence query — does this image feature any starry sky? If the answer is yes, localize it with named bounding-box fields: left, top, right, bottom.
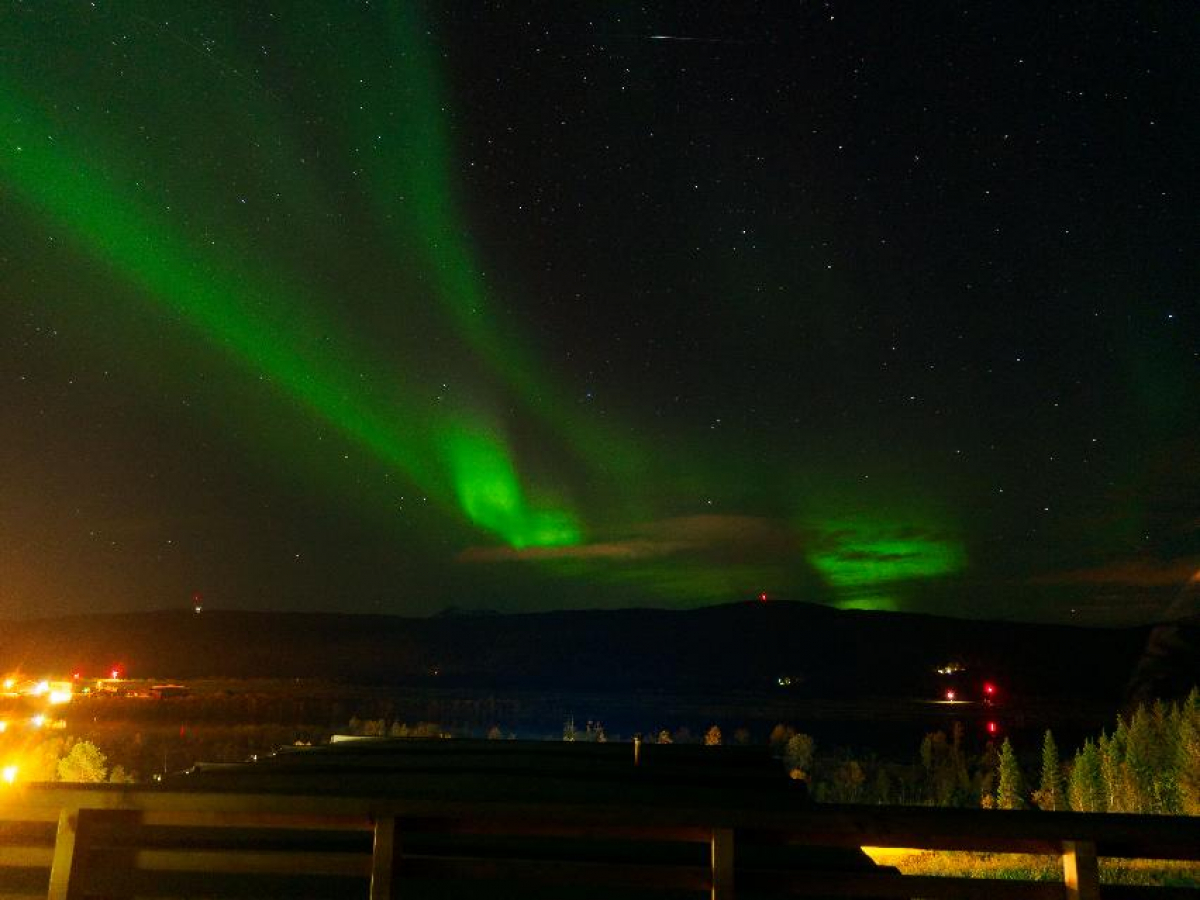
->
left=1, top=2, right=1196, bottom=625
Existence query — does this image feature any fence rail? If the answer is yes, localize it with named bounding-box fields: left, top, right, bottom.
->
left=1, top=784, right=1197, bottom=899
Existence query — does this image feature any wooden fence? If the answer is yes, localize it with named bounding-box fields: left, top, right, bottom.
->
left=0, top=784, right=1197, bottom=899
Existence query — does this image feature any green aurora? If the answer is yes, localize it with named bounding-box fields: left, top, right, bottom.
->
left=805, top=516, right=967, bottom=612
left=0, top=24, right=590, bottom=552
left=3, top=3, right=1190, bottom=622
left=0, top=6, right=973, bottom=605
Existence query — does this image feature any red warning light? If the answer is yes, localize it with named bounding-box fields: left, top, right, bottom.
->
left=759, top=592, right=768, bottom=603
left=945, top=689, right=957, bottom=701
left=72, top=672, right=81, bottom=681
left=110, top=668, right=121, bottom=680
left=984, top=682, right=996, bottom=695
left=987, top=721, right=999, bottom=734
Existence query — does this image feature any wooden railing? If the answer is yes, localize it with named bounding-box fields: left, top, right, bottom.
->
left=0, top=784, right=1197, bottom=899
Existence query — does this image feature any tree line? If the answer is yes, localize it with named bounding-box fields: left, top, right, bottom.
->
left=9, top=688, right=1196, bottom=815
left=777, top=689, right=1198, bottom=813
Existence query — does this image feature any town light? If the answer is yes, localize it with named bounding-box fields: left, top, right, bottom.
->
left=1, top=765, right=16, bottom=785
left=30, top=715, right=45, bottom=728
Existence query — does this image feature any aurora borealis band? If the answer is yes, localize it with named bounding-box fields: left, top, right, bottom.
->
left=1, top=3, right=1196, bottom=625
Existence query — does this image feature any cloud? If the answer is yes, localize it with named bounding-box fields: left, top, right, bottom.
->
left=1034, top=557, right=1200, bottom=587
left=456, top=539, right=689, bottom=563
left=457, top=514, right=795, bottom=564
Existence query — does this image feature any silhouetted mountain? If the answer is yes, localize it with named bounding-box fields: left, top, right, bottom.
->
left=0, top=601, right=1170, bottom=702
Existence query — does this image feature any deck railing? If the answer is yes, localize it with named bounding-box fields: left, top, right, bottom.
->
left=1, top=784, right=1197, bottom=899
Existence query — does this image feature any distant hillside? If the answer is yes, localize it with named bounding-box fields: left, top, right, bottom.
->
left=0, top=601, right=1179, bottom=702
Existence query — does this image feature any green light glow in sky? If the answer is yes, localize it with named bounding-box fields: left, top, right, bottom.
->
left=0, top=2, right=1192, bottom=623
left=0, top=8, right=972, bottom=609
left=0, top=79, right=580, bottom=550
left=301, top=3, right=648, bottom=486
left=804, top=512, right=966, bottom=612
left=443, top=422, right=581, bottom=548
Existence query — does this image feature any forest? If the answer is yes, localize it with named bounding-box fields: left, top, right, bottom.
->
left=7, top=689, right=1195, bottom=819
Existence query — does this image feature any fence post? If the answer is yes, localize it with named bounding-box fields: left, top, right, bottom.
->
left=1062, top=839, right=1100, bottom=900
left=370, top=814, right=397, bottom=900
left=47, top=806, right=84, bottom=900
left=711, top=827, right=734, bottom=900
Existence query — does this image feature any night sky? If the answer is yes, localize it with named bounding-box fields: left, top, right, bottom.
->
left=1, top=2, right=1196, bottom=625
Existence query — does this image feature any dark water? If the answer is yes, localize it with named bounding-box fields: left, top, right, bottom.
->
left=336, top=685, right=1119, bottom=758
left=55, top=680, right=1122, bottom=768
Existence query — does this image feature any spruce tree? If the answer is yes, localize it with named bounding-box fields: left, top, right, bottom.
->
left=1035, top=729, right=1065, bottom=811
left=1123, top=704, right=1161, bottom=813
left=1157, top=700, right=1183, bottom=814
left=1099, top=724, right=1126, bottom=812
left=1177, top=687, right=1200, bottom=815
left=996, top=738, right=1026, bottom=810
left=1068, top=739, right=1105, bottom=812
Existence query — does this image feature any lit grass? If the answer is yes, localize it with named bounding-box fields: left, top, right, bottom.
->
left=864, top=849, right=1200, bottom=887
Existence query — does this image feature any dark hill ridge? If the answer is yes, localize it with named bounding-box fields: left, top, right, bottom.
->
left=0, top=601, right=1161, bottom=701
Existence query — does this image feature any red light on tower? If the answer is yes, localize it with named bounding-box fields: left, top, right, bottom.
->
left=110, top=668, right=121, bottom=680
left=987, top=721, right=999, bottom=735
left=984, top=682, right=996, bottom=696
left=945, top=689, right=956, bottom=701
left=759, top=592, right=768, bottom=603
left=72, top=672, right=81, bottom=681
